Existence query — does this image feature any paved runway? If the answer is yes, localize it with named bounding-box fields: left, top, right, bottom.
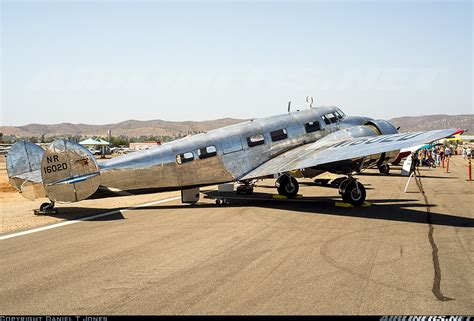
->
left=1, top=157, right=473, bottom=314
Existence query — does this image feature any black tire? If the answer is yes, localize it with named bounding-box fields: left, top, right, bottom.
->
left=342, top=181, right=366, bottom=206
left=237, top=186, right=253, bottom=195
left=379, top=164, right=390, bottom=175
left=40, top=202, right=52, bottom=211
left=277, top=175, right=299, bottom=198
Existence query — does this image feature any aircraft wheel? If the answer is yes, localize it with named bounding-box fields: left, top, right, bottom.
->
left=378, top=164, right=390, bottom=175
left=40, top=202, right=55, bottom=212
left=338, top=178, right=351, bottom=195
left=237, top=185, right=253, bottom=195
left=342, top=181, right=366, bottom=206
left=277, top=175, right=299, bottom=198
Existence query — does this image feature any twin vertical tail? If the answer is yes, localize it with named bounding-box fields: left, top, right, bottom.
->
left=6, top=139, right=101, bottom=203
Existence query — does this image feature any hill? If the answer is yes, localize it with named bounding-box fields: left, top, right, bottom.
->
left=0, top=114, right=472, bottom=140
left=389, top=114, right=474, bottom=133
left=0, top=118, right=249, bottom=139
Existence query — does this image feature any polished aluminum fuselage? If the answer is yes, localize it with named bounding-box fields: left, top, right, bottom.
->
left=99, top=106, right=378, bottom=192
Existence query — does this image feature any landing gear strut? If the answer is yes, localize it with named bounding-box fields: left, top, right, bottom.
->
left=34, top=201, right=57, bottom=215
left=338, top=177, right=366, bottom=206
left=276, top=174, right=299, bottom=198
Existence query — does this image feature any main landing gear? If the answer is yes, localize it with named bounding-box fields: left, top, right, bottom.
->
left=236, top=180, right=255, bottom=195
left=34, top=201, right=57, bottom=215
left=378, top=164, right=390, bottom=175
left=276, top=174, right=299, bottom=198
left=338, top=177, right=366, bottom=206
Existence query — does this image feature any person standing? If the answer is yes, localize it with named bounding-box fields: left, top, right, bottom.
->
left=445, top=146, right=452, bottom=158
left=410, top=152, right=418, bottom=174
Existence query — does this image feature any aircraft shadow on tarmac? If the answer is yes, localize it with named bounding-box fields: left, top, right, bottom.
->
left=356, top=172, right=458, bottom=179
left=138, top=196, right=473, bottom=228
left=47, top=208, right=125, bottom=221
left=255, top=183, right=375, bottom=190
left=47, top=192, right=472, bottom=228
left=44, top=180, right=473, bottom=228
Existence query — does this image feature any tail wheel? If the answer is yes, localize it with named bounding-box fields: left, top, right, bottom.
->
left=342, top=180, right=366, bottom=206
left=39, top=202, right=55, bottom=212
left=277, top=175, right=299, bottom=198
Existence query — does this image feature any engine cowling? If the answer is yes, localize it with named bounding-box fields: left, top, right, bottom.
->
left=363, top=120, right=400, bottom=167
left=364, top=119, right=398, bottom=135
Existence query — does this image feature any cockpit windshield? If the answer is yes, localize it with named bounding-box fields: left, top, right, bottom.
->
left=336, top=108, right=346, bottom=117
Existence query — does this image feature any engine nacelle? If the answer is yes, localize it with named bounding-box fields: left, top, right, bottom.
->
left=363, top=120, right=400, bottom=167
left=315, top=119, right=400, bottom=174
left=364, top=119, right=398, bottom=135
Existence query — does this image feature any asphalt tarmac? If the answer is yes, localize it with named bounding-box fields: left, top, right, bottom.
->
left=1, top=156, right=473, bottom=315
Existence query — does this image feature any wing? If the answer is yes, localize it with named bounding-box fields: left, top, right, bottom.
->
left=239, top=128, right=458, bottom=180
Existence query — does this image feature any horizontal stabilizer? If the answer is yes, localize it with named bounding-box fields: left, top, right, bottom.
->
left=45, top=172, right=101, bottom=186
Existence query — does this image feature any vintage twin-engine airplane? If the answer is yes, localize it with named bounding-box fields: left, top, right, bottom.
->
left=6, top=105, right=461, bottom=212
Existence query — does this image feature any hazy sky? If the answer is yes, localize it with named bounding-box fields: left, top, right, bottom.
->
left=1, top=0, right=472, bottom=126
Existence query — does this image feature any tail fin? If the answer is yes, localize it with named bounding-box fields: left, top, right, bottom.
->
left=6, top=140, right=46, bottom=200
left=41, top=139, right=100, bottom=203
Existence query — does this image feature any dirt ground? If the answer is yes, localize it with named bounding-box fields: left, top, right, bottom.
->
left=0, top=157, right=181, bottom=234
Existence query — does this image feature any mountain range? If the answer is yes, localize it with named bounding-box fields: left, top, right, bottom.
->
left=1, top=114, right=472, bottom=139
left=0, top=118, right=248, bottom=139
left=389, top=114, right=473, bottom=133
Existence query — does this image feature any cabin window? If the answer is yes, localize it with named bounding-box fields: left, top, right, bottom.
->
left=305, top=121, right=321, bottom=133
left=321, top=115, right=331, bottom=125
left=247, top=134, right=265, bottom=147
left=176, top=151, right=194, bottom=164
left=270, top=129, right=288, bottom=142
left=198, top=145, right=217, bottom=159
left=324, top=113, right=338, bottom=123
